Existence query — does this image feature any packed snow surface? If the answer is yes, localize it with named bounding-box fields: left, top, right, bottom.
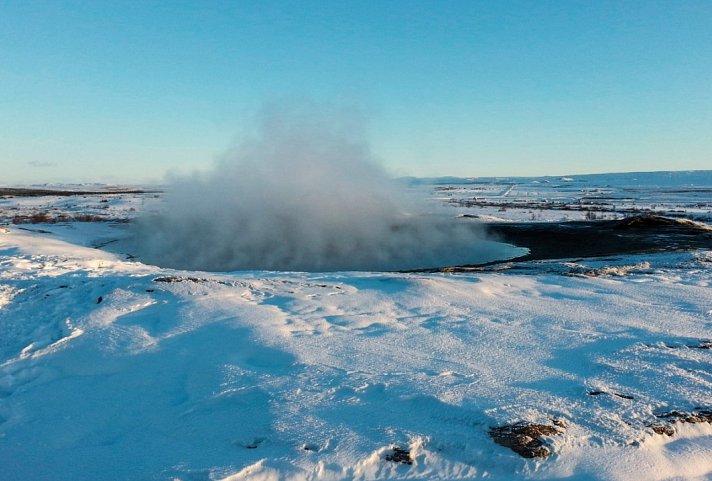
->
left=0, top=172, right=711, bottom=480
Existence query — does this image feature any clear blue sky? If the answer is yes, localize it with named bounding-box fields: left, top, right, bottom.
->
left=1, top=0, right=711, bottom=183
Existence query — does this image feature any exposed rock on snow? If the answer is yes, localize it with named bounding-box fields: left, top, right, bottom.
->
left=587, top=390, right=635, bottom=400
left=649, top=408, right=712, bottom=437
left=657, top=409, right=712, bottom=425
left=383, top=446, right=413, bottom=465
left=154, top=275, right=216, bottom=284
left=489, top=422, right=562, bottom=458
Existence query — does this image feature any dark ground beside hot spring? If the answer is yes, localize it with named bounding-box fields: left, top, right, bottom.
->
left=423, top=215, right=712, bottom=272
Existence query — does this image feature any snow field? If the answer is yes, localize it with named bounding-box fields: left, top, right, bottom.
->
left=0, top=227, right=710, bottom=480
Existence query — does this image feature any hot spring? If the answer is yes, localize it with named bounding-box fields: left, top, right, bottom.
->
left=121, top=103, right=525, bottom=272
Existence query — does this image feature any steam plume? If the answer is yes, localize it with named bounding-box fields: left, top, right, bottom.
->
left=128, top=102, right=521, bottom=271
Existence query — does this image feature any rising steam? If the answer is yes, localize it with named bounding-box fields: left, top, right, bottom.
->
left=128, top=103, right=523, bottom=272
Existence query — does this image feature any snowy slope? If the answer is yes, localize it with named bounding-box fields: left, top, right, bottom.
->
left=0, top=225, right=710, bottom=481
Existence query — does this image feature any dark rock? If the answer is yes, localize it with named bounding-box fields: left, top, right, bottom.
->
left=663, top=339, right=712, bottom=350
left=153, top=276, right=231, bottom=286
left=612, top=392, right=634, bottom=400
left=154, top=276, right=205, bottom=283
left=650, top=423, right=676, bottom=436
left=648, top=407, right=712, bottom=436
left=588, top=390, right=634, bottom=400
left=489, top=422, right=561, bottom=458
left=656, top=409, right=712, bottom=424
left=552, top=418, right=567, bottom=428
left=96, top=296, right=103, bottom=304
left=384, top=447, right=412, bottom=465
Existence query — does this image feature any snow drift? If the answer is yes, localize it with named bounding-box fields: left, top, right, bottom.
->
left=129, top=103, right=522, bottom=271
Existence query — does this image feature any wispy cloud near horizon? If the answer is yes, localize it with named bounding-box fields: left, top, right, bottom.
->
left=27, top=160, right=57, bottom=168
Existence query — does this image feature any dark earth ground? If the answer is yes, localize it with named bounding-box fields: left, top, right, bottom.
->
left=419, top=215, right=712, bottom=273
left=487, top=215, right=712, bottom=261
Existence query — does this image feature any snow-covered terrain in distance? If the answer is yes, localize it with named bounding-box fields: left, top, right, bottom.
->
left=0, top=172, right=710, bottom=481
left=418, top=170, right=712, bottom=223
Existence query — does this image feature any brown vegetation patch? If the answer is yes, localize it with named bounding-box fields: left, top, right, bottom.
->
left=0, top=187, right=149, bottom=197
left=11, top=212, right=108, bottom=224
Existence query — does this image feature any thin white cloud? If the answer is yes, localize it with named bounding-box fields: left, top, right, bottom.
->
left=28, top=160, right=57, bottom=168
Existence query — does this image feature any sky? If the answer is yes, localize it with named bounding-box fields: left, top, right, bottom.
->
left=1, top=0, right=711, bottom=184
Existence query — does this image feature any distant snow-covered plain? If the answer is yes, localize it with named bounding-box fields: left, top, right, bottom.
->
left=0, top=171, right=710, bottom=480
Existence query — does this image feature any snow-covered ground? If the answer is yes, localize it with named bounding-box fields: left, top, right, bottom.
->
left=0, top=189, right=160, bottom=225
left=418, top=170, right=712, bottom=223
left=0, top=173, right=710, bottom=480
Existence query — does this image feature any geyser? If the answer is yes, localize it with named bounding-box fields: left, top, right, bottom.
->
left=128, top=103, right=523, bottom=271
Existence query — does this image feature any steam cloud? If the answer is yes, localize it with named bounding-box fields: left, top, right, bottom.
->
left=128, top=103, right=522, bottom=272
